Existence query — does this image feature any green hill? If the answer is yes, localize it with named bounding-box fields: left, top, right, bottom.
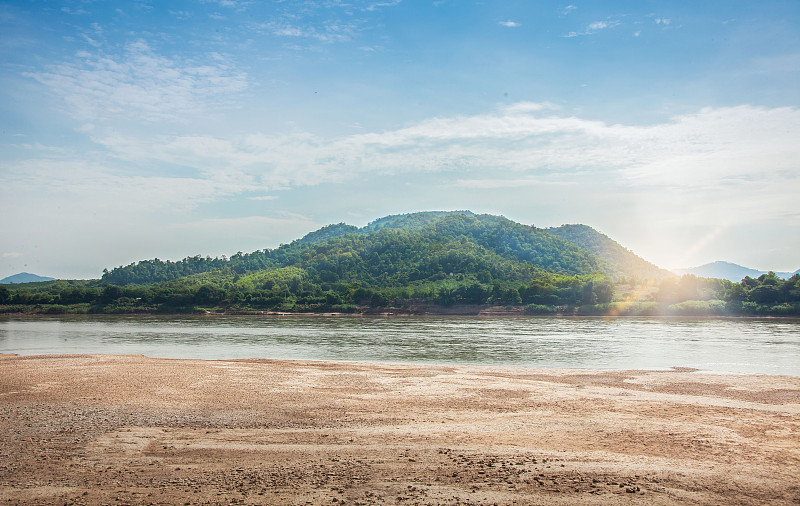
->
left=547, top=224, right=671, bottom=281
left=80, top=211, right=623, bottom=310
left=362, top=210, right=480, bottom=232
left=295, top=223, right=359, bottom=245
left=100, top=212, right=610, bottom=287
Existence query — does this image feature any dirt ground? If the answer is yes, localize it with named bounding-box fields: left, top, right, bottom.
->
left=1, top=354, right=799, bottom=505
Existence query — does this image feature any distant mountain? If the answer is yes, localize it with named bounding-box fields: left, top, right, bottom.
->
left=673, top=261, right=799, bottom=282
left=0, top=272, right=56, bottom=284
left=547, top=224, right=672, bottom=281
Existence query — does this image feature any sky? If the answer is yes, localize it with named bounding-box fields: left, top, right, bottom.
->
left=1, top=0, right=799, bottom=280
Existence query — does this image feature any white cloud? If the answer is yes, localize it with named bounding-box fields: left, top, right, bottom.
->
left=261, top=21, right=357, bottom=43
left=25, top=40, right=247, bottom=123
left=499, top=21, right=520, bottom=28
left=563, top=19, right=619, bottom=37
left=74, top=103, right=800, bottom=216
left=500, top=101, right=560, bottom=114
left=562, top=5, right=577, bottom=15
left=365, top=1, right=402, bottom=11
left=201, top=0, right=249, bottom=9
left=255, top=0, right=402, bottom=45
left=3, top=103, right=798, bottom=275
left=269, top=25, right=306, bottom=37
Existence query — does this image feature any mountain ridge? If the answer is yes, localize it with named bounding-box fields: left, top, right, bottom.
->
left=673, top=261, right=798, bottom=282
left=547, top=224, right=672, bottom=281
left=0, top=272, right=55, bottom=284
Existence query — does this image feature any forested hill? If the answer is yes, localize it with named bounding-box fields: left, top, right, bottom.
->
left=7, top=211, right=799, bottom=316
left=100, top=212, right=620, bottom=286
left=547, top=224, right=671, bottom=281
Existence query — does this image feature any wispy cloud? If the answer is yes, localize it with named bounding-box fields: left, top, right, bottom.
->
left=201, top=0, right=250, bottom=9
left=365, top=0, right=402, bottom=11
left=60, top=6, right=90, bottom=15
left=253, top=0, right=403, bottom=46
left=25, top=40, right=247, bottom=123
left=261, top=21, right=357, bottom=43
left=562, top=5, right=577, bottom=16
left=499, top=20, right=520, bottom=28
left=58, top=103, right=798, bottom=219
left=3, top=103, right=798, bottom=274
left=501, top=102, right=560, bottom=114
left=563, top=19, right=620, bottom=37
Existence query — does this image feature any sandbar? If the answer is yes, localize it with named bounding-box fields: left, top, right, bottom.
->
left=1, top=354, right=799, bottom=504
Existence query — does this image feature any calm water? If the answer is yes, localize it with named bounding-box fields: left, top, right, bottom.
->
left=1, top=315, right=798, bottom=375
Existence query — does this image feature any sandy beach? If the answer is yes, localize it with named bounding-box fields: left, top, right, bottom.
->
left=1, top=354, right=799, bottom=505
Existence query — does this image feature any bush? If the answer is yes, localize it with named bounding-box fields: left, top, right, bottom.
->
left=765, top=303, right=800, bottom=316
left=524, top=304, right=557, bottom=315
left=667, top=300, right=728, bottom=316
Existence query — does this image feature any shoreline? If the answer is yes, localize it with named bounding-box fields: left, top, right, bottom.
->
left=2, top=354, right=799, bottom=504
left=4, top=300, right=800, bottom=318
left=0, top=351, right=784, bottom=377
left=3, top=309, right=800, bottom=319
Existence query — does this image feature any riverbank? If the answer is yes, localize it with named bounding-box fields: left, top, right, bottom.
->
left=4, top=296, right=800, bottom=317
left=1, top=354, right=799, bottom=504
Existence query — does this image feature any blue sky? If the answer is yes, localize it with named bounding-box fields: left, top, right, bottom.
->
left=1, top=0, right=799, bottom=279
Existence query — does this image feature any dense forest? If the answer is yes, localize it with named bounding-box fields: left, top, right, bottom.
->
left=1, top=212, right=798, bottom=316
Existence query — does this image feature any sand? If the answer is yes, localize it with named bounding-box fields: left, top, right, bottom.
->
left=1, top=353, right=799, bottom=505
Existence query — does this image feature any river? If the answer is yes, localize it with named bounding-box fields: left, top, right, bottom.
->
left=1, top=315, right=798, bottom=375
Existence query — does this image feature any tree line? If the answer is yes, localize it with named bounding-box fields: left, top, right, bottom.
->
left=0, top=271, right=614, bottom=314
left=2, top=271, right=797, bottom=316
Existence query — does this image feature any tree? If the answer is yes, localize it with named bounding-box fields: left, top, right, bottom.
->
left=100, top=285, right=122, bottom=304
left=594, top=279, right=614, bottom=304
left=582, top=281, right=596, bottom=305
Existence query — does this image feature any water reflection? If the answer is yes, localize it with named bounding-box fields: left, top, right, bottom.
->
left=0, top=315, right=798, bottom=375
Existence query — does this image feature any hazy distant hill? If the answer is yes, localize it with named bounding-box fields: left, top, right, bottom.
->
left=0, top=272, right=55, bottom=284
left=547, top=224, right=672, bottom=281
left=673, top=261, right=798, bottom=282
